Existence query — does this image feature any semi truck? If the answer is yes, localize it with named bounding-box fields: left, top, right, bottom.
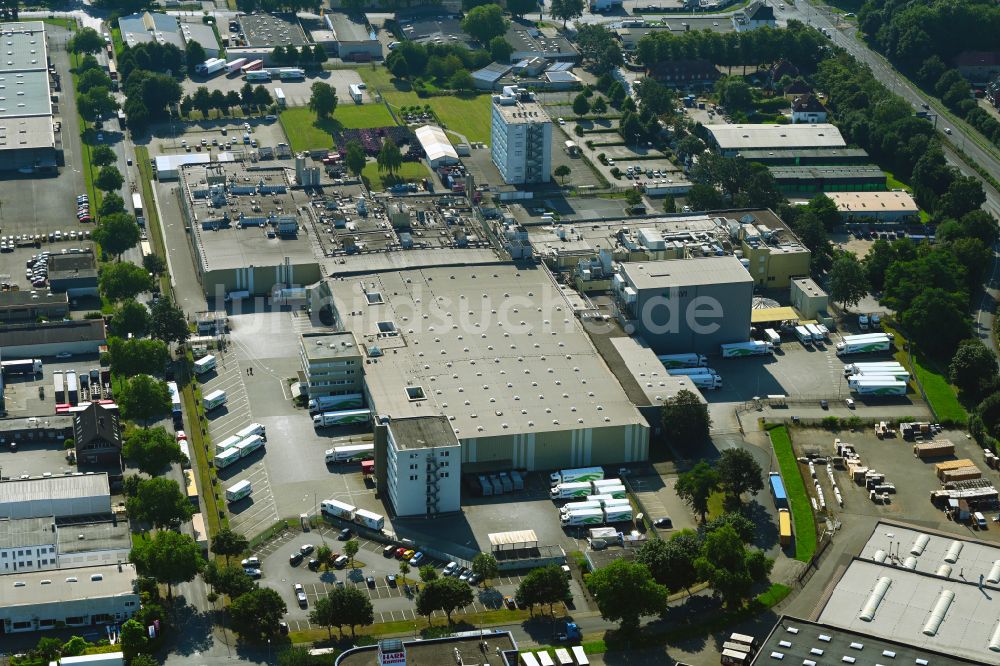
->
left=847, top=371, right=910, bottom=383
left=321, top=498, right=355, bottom=520
left=216, top=435, right=244, bottom=453
left=214, top=447, right=241, bottom=469
left=240, top=59, right=264, bottom=75
left=325, top=443, right=375, bottom=463
left=603, top=506, right=633, bottom=523
left=720, top=341, right=773, bottom=358
left=560, top=501, right=603, bottom=515
left=560, top=508, right=605, bottom=526
left=203, top=389, right=227, bottom=411
left=225, top=57, right=248, bottom=75
left=53, top=371, right=64, bottom=403
left=353, top=508, right=384, bottom=531
left=313, top=409, right=371, bottom=428
left=843, top=361, right=905, bottom=376
left=277, top=68, right=305, bottom=80
left=225, top=480, right=252, bottom=502
left=666, top=367, right=717, bottom=377
left=245, top=70, right=271, bottom=82
left=1, top=359, right=42, bottom=376
left=778, top=508, right=792, bottom=546
left=587, top=486, right=626, bottom=500
left=794, top=325, right=813, bottom=346
left=836, top=333, right=892, bottom=355
left=235, top=434, right=264, bottom=458
left=656, top=353, right=708, bottom=369
left=549, top=466, right=604, bottom=485
left=235, top=423, right=266, bottom=440
left=804, top=324, right=824, bottom=343
left=193, top=354, right=216, bottom=375
left=764, top=328, right=781, bottom=346
left=851, top=379, right=907, bottom=396
left=551, top=482, right=594, bottom=500
left=308, top=393, right=363, bottom=414
left=195, top=58, right=226, bottom=76
left=769, top=472, right=788, bottom=509
left=66, top=370, right=78, bottom=405
left=689, top=373, right=723, bottom=390
left=275, top=87, right=286, bottom=107
left=168, top=381, right=182, bottom=424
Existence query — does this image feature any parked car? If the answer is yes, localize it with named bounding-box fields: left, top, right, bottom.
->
left=402, top=549, right=415, bottom=561
left=308, top=559, right=320, bottom=571
left=300, top=544, right=315, bottom=555
left=395, top=547, right=408, bottom=559
left=458, top=568, right=471, bottom=581
left=408, top=552, right=425, bottom=566
left=386, top=574, right=397, bottom=587
left=443, top=562, right=459, bottom=576
left=241, top=557, right=261, bottom=569
left=294, top=583, right=307, bottom=607
left=504, top=595, right=516, bottom=609
left=366, top=575, right=376, bottom=588
left=333, top=554, right=348, bottom=568
left=244, top=568, right=262, bottom=579
left=653, top=517, right=673, bottom=529
left=289, top=552, right=303, bottom=566
left=467, top=572, right=482, bottom=585
left=383, top=544, right=396, bottom=557
left=338, top=528, right=352, bottom=541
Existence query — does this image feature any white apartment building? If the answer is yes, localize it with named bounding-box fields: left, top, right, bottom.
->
left=383, top=416, right=461, bottom=517
left=490, top=87, right=552, bottom=185
left=299, top=331, right=364, bottom=399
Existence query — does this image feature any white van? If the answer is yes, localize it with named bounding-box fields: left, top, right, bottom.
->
left=226, top=480, right=252, bottom=503
left=975, top=511, right=988, bottom=529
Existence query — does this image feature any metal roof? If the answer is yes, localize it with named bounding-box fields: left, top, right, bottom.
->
left=0, top=473, right=110, bottom=504
left=705, top=123, right=846, bottom=150
left=827, top=191, right=919, bottom=213
left=415, top=124, right=458, bottom=163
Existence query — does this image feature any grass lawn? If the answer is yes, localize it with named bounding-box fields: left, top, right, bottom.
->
left=886, top=324, right=968, bottom=424
left=362, top=161, right=431, bottom=192
left=358, top=67, right=493, bottom=144
left=768, top=425, right=817, bottom=563
left=707, top=491, right=725, bottom=520
left=279, top=105, right=398, bottom=153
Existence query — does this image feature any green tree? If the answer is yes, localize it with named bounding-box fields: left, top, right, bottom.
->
left=550, top=0, right=585, bottom=27
left=143, top=253, right=167, bottom=277
left=416, top=577, right=474, bottom=624
left=229, top=588, right=288, bottom=640
left=126, top=476, right=195, bottom=528
left=129, top=529, right=204, bottom=597
left=120, top=374, right=172, bottom=424
left=107, top=337, right=169, bottom=377
left=100, top=262, right=153, bottom=302
left=901, top=287, right=971, bottom=359
left=399, top=560, right=410, bottom=580
left=419, top=564, right=439, bottom=582
left=515, top=565, right=569, bottom=616
left=554, top=164, right=571, bottom=185
left=345, top=140, right=366, bottom=177
left=587, top=558, right=668, bottom=633
left=78, top=68, right=113, bottom=94
left=694, top=525, right=773, bottom=609
left=93, top=212, right=141, bottom=259
left=506, top=0, right=536, bottom=17
left=676, top=461, right=719, bottom=523
left=828, top=253, right=869, bottom=310
left=185, top=40, right=207, bottom=76
left=675, top=135, right=705, bottom=160
left=211, top=527, right=249, bottom=563
left=572, top=92, right=590, bottom=116
left=130, top=656, right=158, bottom=666
left=316, top=544, right=333, bottom=568
left=685, top=183, right=725, bottom=211
left=309, top=81, right=338, bottom=120
left=635, top=529, right=701, bottom=592
left=575, top=24, right=623, bottom=74
left=715, top=75, right=753, bottom=111
left=449, top=69, right=475, bottom=91
left=98, top=192, right=126, bottom=217
left=716, top=448, right=763, bottom=503
left=119, top=619, right=148, bottom=659
left=660, top=389, right=711, bottom=449
left=69, top=27, right=105, bottom=54
left=61, top=636, right=91, bottom=657
left=624, top=188, right=643, bottom=211
left=32, top=637, right=64, bottom=662
left=203, top=560, right=256, bottom=599
left=376, top=138, right=403, bottom=176
left=663, top=195, right=677, bottom=213
left=110, top=299, right=149, bottom=338
left=309, top=595, right=338, bottom=639
left=123, top=426, right=184, bottom=475
left=806, top=193, right=841, bottom=230
left=329, top=585, right=374, bottom=638
left=489, top=36, right=513, bottom=63
left=471, top=552, right=499, bottom=587
left=704, top=512, right=756, bottom=543
left=149, top=297, right=190, bottom=345
left=91, top=144, right=117, bottom=168
left=461, top=4, right=508, bottom=43
left=951, top=339, right=999, bottom=398
left=592, top=96, right=608, bottom=114
left=344, top=538, right=359, bottom=568
left=95, top=165, right=124, bottom=193
left=277, top=647, right=316, bottom=666
left=79, top=85, right=120, bottom=122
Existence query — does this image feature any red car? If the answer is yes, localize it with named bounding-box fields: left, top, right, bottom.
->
left=395, top=547, right=408, bottom=559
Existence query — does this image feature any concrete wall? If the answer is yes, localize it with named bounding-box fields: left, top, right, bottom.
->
left=201, top=262, right=322, bottom=298
left=631, top=280, right=752, bottom=354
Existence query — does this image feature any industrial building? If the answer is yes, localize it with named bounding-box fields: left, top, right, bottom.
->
left=816, top=521, right=1000, bottom=665
left=336, top=633, right=518, bottom=666
left=0, top=22, right=60, bottom=173
left=826, top=190, right=920, bottom=222
left=0, top=473, right=111, bottom=520
left=298, top=332, right=364, bottom=400
left=153, top=152, right=233, bottom=181
left=394, top=12, right=471, bottom=49
left=0, top=318, right=106, bottom=357
left=0, top=563, right=140, bottom=634
left=0, top=516, right=131, bottom=573
left=491, top=87, right=552, bottom=185
left=180, top=21, right=221, bottom=58
left=612, top=256, right=754, bottom=355
left=0, top=290, right=68, bottom=323
left=737, top=147, right=870, bottom=166
left=324, top=13, right=381, bottom=62
left=790, top=276, right=828, bottom=319
left=48, top=248, right=98, bottom=297
left=704, top=123, right=846, bottom=157
left=414, top=124, right=459, bottom=168
left=753, top=616, right=982, bottom=666
left=179, top=164, right=322, bottom=298
left=505, top=21, right=578, bottom=62
left=768, top=164, right=886, bottom=195
left=0, top=416, right=74, bottom=450
left=320, top=264, right=649, bottom=472
left=376, top=415, right=461, bottom=518
left=118, top=12, right=185, bottom=49
left=225, top=14, right=311, bottom=65
left=73, top=402, right=123, bottom=467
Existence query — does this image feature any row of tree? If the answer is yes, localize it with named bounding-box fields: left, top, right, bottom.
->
left=270, top=43, right=329, bottom=68
left=181, top=84, right=274, bottom=119
left=385, top=39, right=491, bottom=84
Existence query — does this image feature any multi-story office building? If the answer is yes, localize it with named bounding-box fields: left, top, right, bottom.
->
left=299, top=332, right=364, bottom=400
left=490, top=87, right=552, bottom=185
left=378, top=416, right=461, bottom=518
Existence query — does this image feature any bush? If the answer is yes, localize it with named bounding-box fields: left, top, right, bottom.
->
left=84, top=311, right=105, bottom=319
left=821, top=416, right=840, bottom=430
left=64, top=438, right=75, bottom=450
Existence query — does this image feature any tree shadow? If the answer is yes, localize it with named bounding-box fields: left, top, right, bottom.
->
left=743, top=500, right=779, bottom=550
left=165, top=595, right=214, bottom=657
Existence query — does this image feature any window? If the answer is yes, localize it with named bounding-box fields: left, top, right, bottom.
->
left=377, top=321, right=397, bottom=334
left=409, top=475, right=417, bottom=481
left=406, top=386, right=426, bottom=401
left=409, top=464, right=417, bottom=470
left=125, top=601, right=136, bottom=607
left=366, top=292, right=384, bottom=304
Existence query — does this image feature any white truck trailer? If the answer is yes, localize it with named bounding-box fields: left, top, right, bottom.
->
left=836, top=333, right=892, bottom=355
left=720, top=341, right=773, bottom=358
left=850, top=379, right=907, bottom=396
left=193, top=354, right=217, bottom=375
left=308, top=393, right=363, bottom=414
left=560, top=508, right=605, bottom=526
left=225, top=480, right=252, bottom=502
left=666, top=367, right=718, bottom=377
left=794, top=325, right=813, bottom=346
left=656, top=353, right=708, bottom=369
left=689, top=373, right=723, bottom=390
left=353, top=508, right=385, bottom=531
left=549, top=466, right=605, bottom=485
left=321, top=498, right=356, bottom=520
left=551, top=482, right=594, bottom=500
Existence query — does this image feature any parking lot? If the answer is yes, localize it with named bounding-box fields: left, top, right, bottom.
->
left=180, top=69, right=365, bottom=110
left=558, top=117, right=684, bottom=188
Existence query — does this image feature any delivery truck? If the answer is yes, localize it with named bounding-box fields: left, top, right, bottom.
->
left=551, top=482, right=594, bottom=500
left=560, top=508, right=605, bottom=526
left=203, top=389, right=227, bottom=411
left=764, top=328, right=781, bottom=346
left=656, top=353, right=708, bottom=369
left=804, top=324, right=824, bottom=343
left=602, top=506, right=633, bottom=523
left=235, top=423, right=267, bottom=441
left=843, top=361, right=905, bottom=376
left=321, top=498, right=356, bottom=520
left=275, top=87, right=286, bottom=107
left=66, top=370, right=78, bottom=405
left=778, top=508, right=792, bottom=546
left=325, top=443, right=375, bottom=463
left=313, top=409, right=371, bottom=428
left=1, top=358, right=42, bottom=376
left=794, top=325, right=813, bottom=346
left=689, top=373, right=723, bottom=390
left=666, top=367, right=718, bottom=377
left=560, top=501, right=602, bottom=515
left=214, top=447, right=241, bottom=469
left=720, top=341, right=773, bottom=358
left=225, top=57, right=248, bottom=75
left=836, top=333, right=892, bottom=355
left=851, top=380, right=907, bottom=396
left=168, top=381, right=182, bottom=424
left=308, top=393, right=363, bottom=414
left=225, top=480, right=252, bottom=502
left=235, top=434, right=264, bottom=458
left=549, top=466, right=605, bottom=485
left=216, top=435, right=244, bottom=453
left=353, top=508, right=385, bottom=531
left=195, top=58, right=226, bottom=76
left=245, top=70, right=271, bottom=82
left=769, top=473, right=788, bottom=509
left=193, top=354, right=216, bottom=375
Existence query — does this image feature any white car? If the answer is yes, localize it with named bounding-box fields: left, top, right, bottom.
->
left=557, top=117, right=565, bottom=125
left=55, top=352, right=72, bottom=359
left=388, top=41, right=400, bottom=50
left=294, top=583, right=307, bottom=607
left=443, top=562, right=459, bottom=576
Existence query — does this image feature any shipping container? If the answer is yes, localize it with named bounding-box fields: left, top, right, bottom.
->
left=778, top=508, right=792, bottom=546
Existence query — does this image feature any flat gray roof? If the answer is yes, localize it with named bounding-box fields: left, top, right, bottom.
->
left=0, top=563, right=136, bottom=607
left=328, top=264, right=645, bottom=439
left=301, top=332, right=360, bottom=361
left=388, top=415, right=459, bottom=450
left=620, top=255, right=753, bottom=290
left=754, top=616, right=983, bottom=666
left=606, top=335, right=705, bottom=406
left=0, top=114, right=54, bottom=151
left=337, top=633, right=517, bottom=666
left=321, top=248, right=504, bottom=276
left=0, top=319, right=106, bottom=349
left=0, top=22, right=47, bottom=72
left=239, top=13, right=309, bottom=47
left=328, top=13, right=375, bottom=43
left=118, top=12, right=184, bottom=50
left=57, top=519, right=131, bottom=555
left=0, top=473, right=110, bottom=504
left=492, top=93, right=550, bottom=125
left=737, top=147, right=870, bottom=161
left=0, top=289, right=67, bottom=307
left=769, top=164, right=885, bottom=180
left=705, top=123, right=846, bottom=150
left=0, top=516, right=53, bottom=548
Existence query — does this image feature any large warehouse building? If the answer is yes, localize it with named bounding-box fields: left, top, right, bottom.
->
left=612, top=256, right=754, bottom=354
left=0, top=473, right=112, bottom=519
left=0, top=21, right=60, bottom=173
left=317, top=264, right=649, bottom=472
left=704, top=123, right=846, bottom=157
left=0, top=319, right=106, bottom=358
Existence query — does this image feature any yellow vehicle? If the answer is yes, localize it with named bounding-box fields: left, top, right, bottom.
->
left=779, top=508, right=792, bottom=546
